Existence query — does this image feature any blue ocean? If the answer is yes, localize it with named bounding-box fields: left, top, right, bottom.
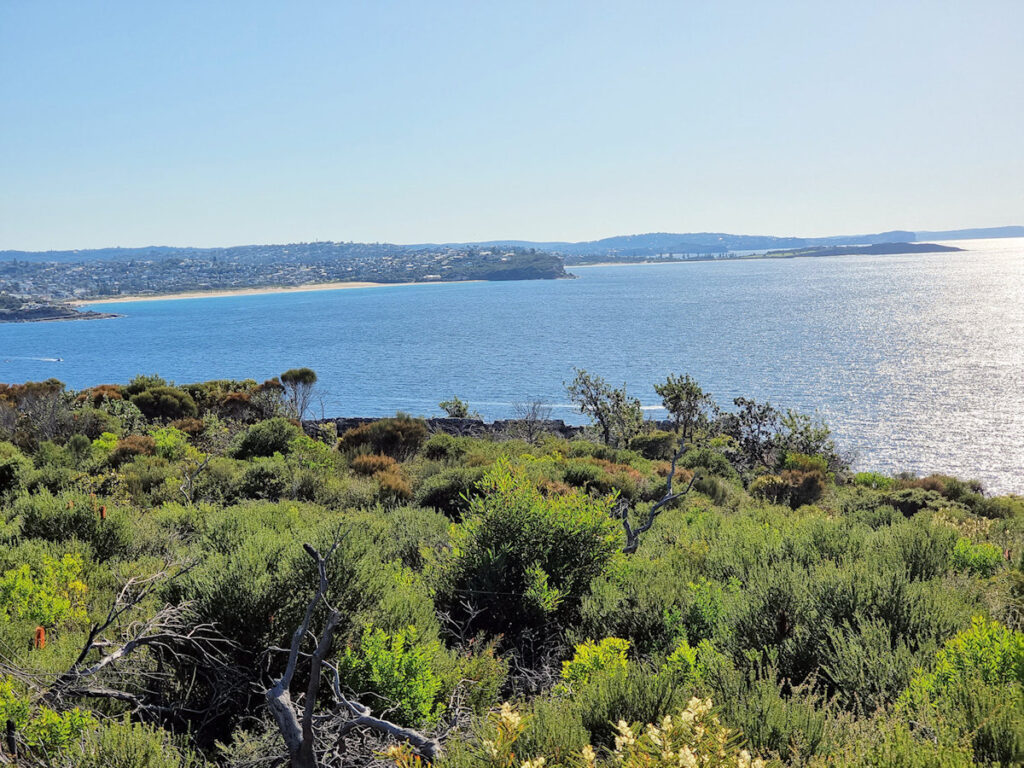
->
left=2, top=238, right=1022, bottom=493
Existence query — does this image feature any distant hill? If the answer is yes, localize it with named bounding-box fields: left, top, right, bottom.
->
left=1, top=225, right=1019, bottom=264
left=912, top=226, right=1024, bottom=241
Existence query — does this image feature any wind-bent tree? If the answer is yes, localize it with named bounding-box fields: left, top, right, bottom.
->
left=565, top=369, right=643, bottom=448
left=280, top=368, right=318, bottom=421
left=654, top=373, right=715, bottom=444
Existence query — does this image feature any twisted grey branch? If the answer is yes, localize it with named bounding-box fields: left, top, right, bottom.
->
left=616, top=436, right=698, bottom=554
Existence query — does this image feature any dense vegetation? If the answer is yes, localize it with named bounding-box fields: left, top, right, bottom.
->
left=0, top=371, right=1021, bottom=767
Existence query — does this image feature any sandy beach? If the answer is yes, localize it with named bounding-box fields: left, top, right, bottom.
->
left=70, top=279, right=480, bottom=306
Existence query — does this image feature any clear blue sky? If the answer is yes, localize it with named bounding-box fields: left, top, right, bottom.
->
left=2, top=1, right=1021, bottom=250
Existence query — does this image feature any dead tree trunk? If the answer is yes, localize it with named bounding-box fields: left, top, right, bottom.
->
left=265, top=543, right=441, bottom=767
left=615, top=435, right=698, bottom=554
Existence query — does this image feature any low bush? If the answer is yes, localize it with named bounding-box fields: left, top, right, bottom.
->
left=336, top=625, right=445, bottom=725
left=950, top=537, right=1003, bottom=577
left=350, top=452, right=398, bottom=476
left=0, top=441, right=31, bottom=498
left=231, top=417, right=303, bottom=460
left=630, top=430, right=678, bottom=460
left=109, top=435, right=156, bottom=467
left=415, top=466, right=485, bottom=519
left=338, top=415, right=428, bottom=460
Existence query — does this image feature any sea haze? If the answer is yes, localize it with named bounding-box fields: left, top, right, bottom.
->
left=2, top=238, right=1022, bottom=494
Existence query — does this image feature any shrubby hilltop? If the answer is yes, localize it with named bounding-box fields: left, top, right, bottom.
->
left=0, top=369, right=1022, bottom=766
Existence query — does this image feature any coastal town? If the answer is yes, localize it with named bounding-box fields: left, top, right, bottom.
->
left=0, top=243, right=566, bottom=321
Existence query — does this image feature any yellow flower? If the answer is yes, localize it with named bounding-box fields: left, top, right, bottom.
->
left=581, top=745, right=597, bottom=765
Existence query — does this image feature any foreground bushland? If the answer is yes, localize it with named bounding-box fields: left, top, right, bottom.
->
left=0, top=372, right=1022, bottom=767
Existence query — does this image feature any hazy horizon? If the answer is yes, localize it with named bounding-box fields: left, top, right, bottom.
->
left=2, top=223, right=1024, bottom=255
left=3, top=1, right=1022, bottom=251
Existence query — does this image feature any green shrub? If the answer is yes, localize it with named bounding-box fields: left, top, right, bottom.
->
left=562, top=459, right=606, bottom=490
left=422, top=432, right=468, bottom=462
left=853, top=471, right=897, bottom=490
left=129, top=386, right=197, bottom=421
left=0, top=441, right=31, bottom=498
left=692, top=474, right=729, bottom=505
left=234, top=457, right=289, bottom=500
left=749, top=474, right=788, bottom=504
left=336, top=624, right=444, bottom=725
left=437, top=460, right=620, bottom=638
left=149, top=425, right=189, bottom=460
left=561, top=637, right=631, bottom=690
left=681, top=446, right=736, bottom=479
left=61, top=717, right=201, bottom=768
left=415, top=466, right=486, bottom=519
left=231, top=417, right=303, bottom=460
left=951, top=537, right=1003, bottom=577
left=0, top=553, right=88, bottom=626
left=902, top=618, right=1024, bottom=765
left=630, top=430, right=678, bottom=460
left=906, top=617, right=1024, bottom=700
left=974, top=494, right=1024, bottom=520
left=338, top=415, right=428, bottom=460
left=0, top=676, right=96, bottom=754
left=880, top=517, right=957, bottom=581
left=14, top=491, right=131, bottom=562
left=882, top=488, right=947, bottom=517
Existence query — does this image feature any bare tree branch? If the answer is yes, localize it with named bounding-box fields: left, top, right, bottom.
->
left=615, top=435, right=699, bottom=554
left=265, top=541, right=442, bottom=767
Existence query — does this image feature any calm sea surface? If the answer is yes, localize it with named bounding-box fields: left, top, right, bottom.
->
left=2, top=237, right=1022, bottom=493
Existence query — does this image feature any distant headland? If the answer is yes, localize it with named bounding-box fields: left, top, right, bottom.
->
left=0, top=225, right=1017, bottom=322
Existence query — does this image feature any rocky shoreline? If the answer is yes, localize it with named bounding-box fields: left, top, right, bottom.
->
left=308, top=415, right=676, bottom=440
left=0, top=304, right=122, bottom=323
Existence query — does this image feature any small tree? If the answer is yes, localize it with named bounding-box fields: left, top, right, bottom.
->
left=565, top=369, right=643, bottom=448
left=654, top=373, right=715, bottom=444
left=438, top=396, right=479, bottom=419
left=280, top=368, right=318, bottom=421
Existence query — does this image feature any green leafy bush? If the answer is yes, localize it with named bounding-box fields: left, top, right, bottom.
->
left=561, top=637, right=631, bottom=690
left=231, top=417, right=303, bottom=460
left=630, top=430, right=678, bottom=460
left=0, top=553, right=88, bottom=626
left=337, top=625, right=444, bottom=725
left=415, top=466, right=485, bottom=519
left=0, top=441, right=31, bottom=498
left=338, top=415, right=428, bottom=460
left=854, top=471, right=897, bottom=490
left=422, top=432, right=468, bottom=462
left=436, top=460, right=620, bottom=638
left=14, top=491, right=131, bottom=561
left=950, top=537, right=1003, bottom=577
left=129, top=386, right=198, bottom=421
left=749, top=474, right=788, bottom=504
